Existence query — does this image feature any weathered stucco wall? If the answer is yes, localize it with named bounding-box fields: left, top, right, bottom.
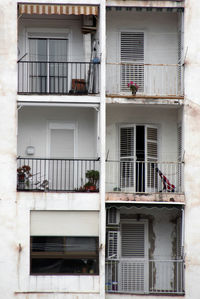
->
left=18, top=15, right=85, bottom=62
left=0, top=1, right=17, bottom=298
left=106, top=105, right=180, bottom=161
left=15, top=192, right=100, bottom=295
left=18, top=106, right=98, bottom=158
left=106, top=10, right=179, bottom=94
left=184, top=1, right=200, bottom=298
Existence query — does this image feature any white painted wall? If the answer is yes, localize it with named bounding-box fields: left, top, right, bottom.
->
left=108, top=206, right=180, bottom=292
left=106, top=10, right=179, bottom=95
left=184, top=1, right=200, bottom=299
left=18, top=16, right=86, bottom=62
left=0, top=1, right=17, bottom=299
left=105, top=105, right=182, bottom=192
left=17, top=107, right=98, bottom=158
left=119, top=206, right=179, bottom=259
left=15, top=192, right=100, bottom=295
left=106, top=105, right=180, bottom=162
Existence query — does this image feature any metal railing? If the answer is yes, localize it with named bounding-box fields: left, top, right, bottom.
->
left=18, top=61, right=100, bottom=95
left=17, top=157, right=100, bottom=192
left=106, top=63, right=184, bottom=97
left=105, top=259, right=184, bottom=295
left=106, top=160, right=183, bottom=193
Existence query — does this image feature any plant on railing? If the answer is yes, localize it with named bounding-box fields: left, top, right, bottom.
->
left=128, top=81, right=139, bottom=95
left=84, top=170, right=99, bottom=191
left=17, top=165, right=32, bottom=189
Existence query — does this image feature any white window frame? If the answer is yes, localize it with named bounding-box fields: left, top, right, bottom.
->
left=25, top=28, right=71, bottom=93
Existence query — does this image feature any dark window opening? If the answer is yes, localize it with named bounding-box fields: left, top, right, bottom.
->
left=136, top=126, right=145, bottom=192
left=30, top=236, right=99, bottom=275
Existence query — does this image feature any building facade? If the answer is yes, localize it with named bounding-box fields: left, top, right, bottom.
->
left=0, top=0, right=200, bottom=298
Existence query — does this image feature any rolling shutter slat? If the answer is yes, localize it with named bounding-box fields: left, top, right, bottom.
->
left=121, top=223, right=145, bottom=258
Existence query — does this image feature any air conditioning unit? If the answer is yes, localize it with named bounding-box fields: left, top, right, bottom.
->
left=82, top=15, right=96, bottom=34
left=83, top=15, right=94, bottom=27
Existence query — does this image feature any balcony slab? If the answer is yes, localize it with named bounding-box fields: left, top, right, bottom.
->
left=106, top=192, right=185, bottom=203
left=18, top=94, right=100, bottom=105
left=106, top=1, right=184, bottom=8
left=106, top=95, right=184, bottom=106
left=16, top=191, right=100, bottom=210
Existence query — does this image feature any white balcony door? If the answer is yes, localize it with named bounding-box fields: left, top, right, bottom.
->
left=145, top=126, right=158, bottom=192
left=120, top=32, right=144, bottom=93
left=119, top=221, right=149, bottom=293
left=119, top=125, right=158, bottom=192
left=48, top=122, right=76, bottom=190
left=29, top=38, right=68, bottom=93
left=120, top=125, right=136, bottom=192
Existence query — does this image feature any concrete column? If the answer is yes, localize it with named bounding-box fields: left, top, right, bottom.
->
left=184, top=1, right=200, bottom=298
left=99, top=0, right=106, bottom=299
left=0, top=0, right=17, bottom=298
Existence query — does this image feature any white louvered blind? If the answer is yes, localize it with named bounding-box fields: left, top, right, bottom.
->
left=107, top=231, right=119, bottom=259
left=146, top=126, right=158, bottom=189
left=178, top=125, right=182, bottom=161
left=178, top=17, right=184, bottom=95
left=120, top=126, right=136, bottom=189
left=121, top=223, right=145, bottom=257
left=120, top=261, right=145, bottom=293
left=120, top=32, right=144, bottom=92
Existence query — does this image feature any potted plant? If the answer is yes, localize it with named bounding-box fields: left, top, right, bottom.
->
left=17, top=165, right=32, bottom=190
left=128, top=81, right=139, bottom=95
left=84, top=170, right=99, bottom=191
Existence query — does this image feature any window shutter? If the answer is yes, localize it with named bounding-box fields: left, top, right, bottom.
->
left=145, top=126, right=158, bottom=189
left=107, top=208, right=119, bottom=225
left=107, top=231, right=119, bottom=259
left=178, top=125, right=182, bottom=161
left=120, top=261, right=145, bottom=293
left=177, top=125, right=183, bottom=192
left=120, top=32, right=144, bottom=92
left=120, top=221, right=148, bottom=293
left=178, top=15, right=184, bottom=95
left=120, top=126, right=136, bottom=189
left=121, top=222, right=145, bottom=258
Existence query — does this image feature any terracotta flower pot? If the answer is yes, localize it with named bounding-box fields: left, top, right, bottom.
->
left=85, top=185, right=96, bottom=191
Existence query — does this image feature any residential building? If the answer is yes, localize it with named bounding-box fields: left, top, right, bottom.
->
left=0, top=0, right=200, bottom=299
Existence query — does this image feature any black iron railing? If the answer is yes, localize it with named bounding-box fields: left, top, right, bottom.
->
left=105, top=259, right=184, bottom=295
left=18, top=61, right=100, bottom=95
left=106, top=160, right=183, bottom=193
left=17, top=157, right=100, bottom=192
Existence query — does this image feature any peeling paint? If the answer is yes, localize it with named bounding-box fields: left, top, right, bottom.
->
left=106, top=192, right=185, bottom=203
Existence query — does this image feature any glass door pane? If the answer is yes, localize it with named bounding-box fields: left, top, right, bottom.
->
left=29, top=38, right=48, bottom=93
left=49, top=39, right=68, bottom=93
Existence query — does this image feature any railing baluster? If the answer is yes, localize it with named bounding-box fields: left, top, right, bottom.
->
left=105, top=259, right=184, bottom=295
left=106, top=160, right=183, bottom=193
left=18, top=61, right=100, bottom=94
